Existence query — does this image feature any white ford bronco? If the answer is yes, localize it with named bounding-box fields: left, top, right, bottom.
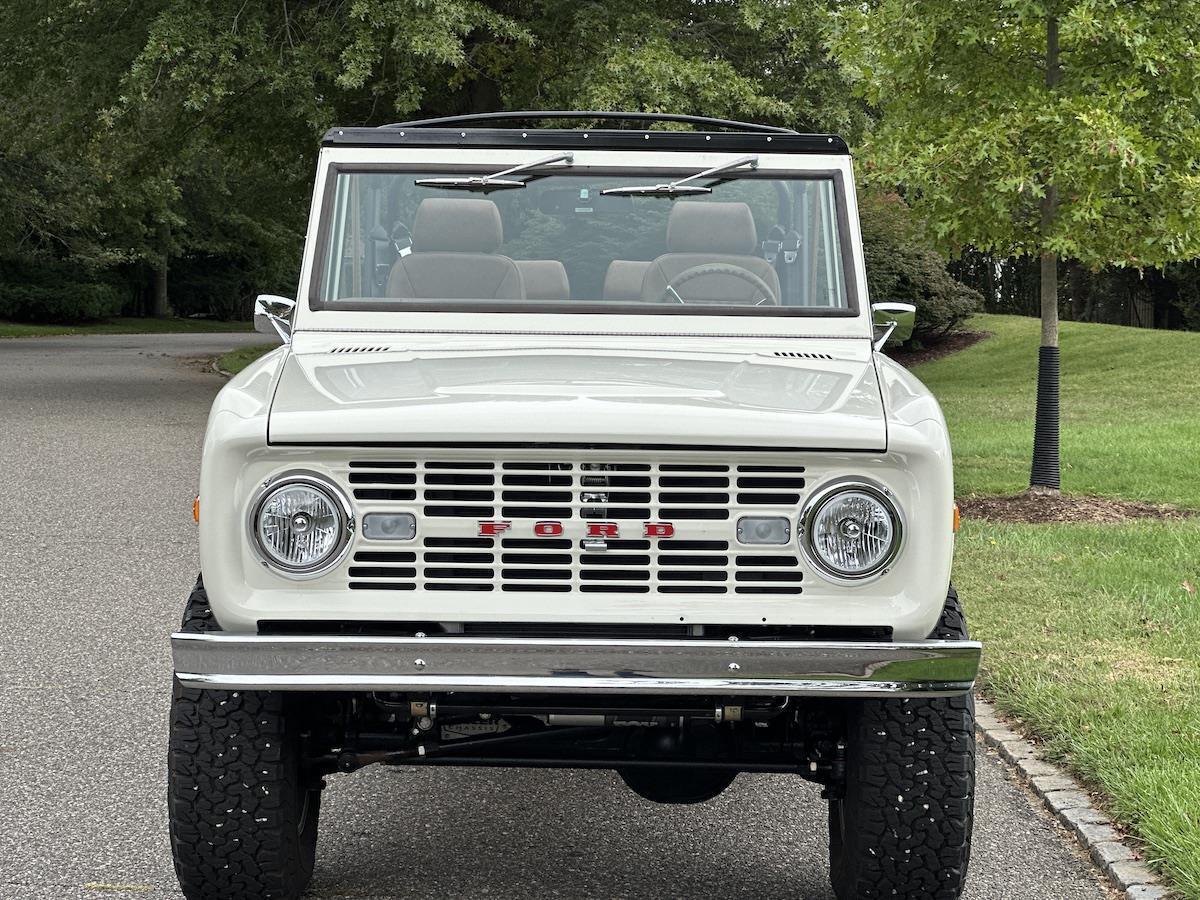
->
left=169, top=112, right=981, bottom=900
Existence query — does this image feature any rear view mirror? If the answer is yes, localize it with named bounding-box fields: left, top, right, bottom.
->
left=536, top=187, right=632, bottom=216
left=871, top=302, right=916, bottom=350
left=254, top=294, right=296, bottom=343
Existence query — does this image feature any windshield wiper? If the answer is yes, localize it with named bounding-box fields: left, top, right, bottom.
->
left=600, top=155, right=758, bottom=197
left=414, top=152, right=574, bottom=191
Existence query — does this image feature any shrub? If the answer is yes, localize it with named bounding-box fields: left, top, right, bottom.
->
left=1163, top=261, right=1200, bottom=331
left=858, top=191, right=982, bottom=342
left=0, top=257, right=128, bottom=322
left=169, top=254, right=257, bottom=321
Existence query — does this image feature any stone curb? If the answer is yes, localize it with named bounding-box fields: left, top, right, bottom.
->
left=211, top=358, right=234, bottom=379
left=975, top=698, right=1173, bottom=899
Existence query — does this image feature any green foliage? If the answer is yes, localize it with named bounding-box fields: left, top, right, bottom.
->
left=830, top=1, right=1200, bottom=269
left=0, top=258, right=128, bottom=322
left=1165, top=261, right=1200, bottom=330
left=859, top=192, right=981, bottom=340
left=495, top=2, right=871, bottom=138
left=169, top=256, right=261, bottom=321
left=0, top=0, right=973, bottom=326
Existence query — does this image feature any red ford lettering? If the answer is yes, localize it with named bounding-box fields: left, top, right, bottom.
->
left=478, top=520, right=675, bottom=538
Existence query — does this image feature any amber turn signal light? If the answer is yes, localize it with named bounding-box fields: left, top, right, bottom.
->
left=193, top=495, right=200, bottom=524
left=952, top=502, right=960, bottom=533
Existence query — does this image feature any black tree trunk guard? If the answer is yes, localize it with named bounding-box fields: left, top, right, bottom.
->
left=1030, top=345, right=1061, bottom=490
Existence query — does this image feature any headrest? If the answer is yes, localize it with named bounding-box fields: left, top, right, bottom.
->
left=515, top=260, right=570, bottom=301
left=412, top=198, right=503, bottom=253
left=666, top=201, right=758, bottom=255
left=603, top=260, right=652, bottom=302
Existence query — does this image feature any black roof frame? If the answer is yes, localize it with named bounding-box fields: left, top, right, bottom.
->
left=322, top=110, right=849, bottom=155
left=385, top=111, right=798, bottom=133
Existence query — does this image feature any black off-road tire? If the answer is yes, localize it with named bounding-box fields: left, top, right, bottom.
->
left=169, top=576, right=322, bottom=900
left=828, top=586, right=975, bottom=900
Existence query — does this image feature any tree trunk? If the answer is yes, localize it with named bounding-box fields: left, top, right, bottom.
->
left=153, top=222, right=172, bottom=318
left=1029, top=16, right=1061, bottom=496
left=1030, top=240, right=1061, bottom=494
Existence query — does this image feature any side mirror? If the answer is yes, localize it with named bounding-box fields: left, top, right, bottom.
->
left=254, top=294, right=296, bottom=344
left=871, top=302, right=916, bottom=350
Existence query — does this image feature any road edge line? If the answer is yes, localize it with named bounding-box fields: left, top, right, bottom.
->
left=975, top=697, right=1173, bottom=899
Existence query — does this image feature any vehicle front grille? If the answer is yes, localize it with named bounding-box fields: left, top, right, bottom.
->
left=345, top=458, right=806, bottom=596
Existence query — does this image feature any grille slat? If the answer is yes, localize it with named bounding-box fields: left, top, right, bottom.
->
left=426, top=489, right=495, bottom=501
left=349, top=472, right=416, bottom=485
left=424, top=551, right=492, bottom=563
left=346, top=459, right=807, bottom=595
left=353, top=488, right=418, bottom=501
left=503, top=505, right=573, bottom=518
left=735, top=464, right=806, bottom=507
left=735, top=552, right=804, bottom=595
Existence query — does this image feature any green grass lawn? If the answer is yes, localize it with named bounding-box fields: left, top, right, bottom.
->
left=218, top=343, right=278, bottom=374
left=916, top=315, right=1200, bottom=896
left=0, top=316, right=253, bottom=338
left=918, top=313, right=1200, bottom=508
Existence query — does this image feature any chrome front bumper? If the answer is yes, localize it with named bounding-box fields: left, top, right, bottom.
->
left=172, top=633, right=981, bottom=697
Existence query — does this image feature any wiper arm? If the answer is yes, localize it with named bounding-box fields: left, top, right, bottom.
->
left=600, top=155, right=759, bottom=197
left=414, top=152, right=574, bottom=191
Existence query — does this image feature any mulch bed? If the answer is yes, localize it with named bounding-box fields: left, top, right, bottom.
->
left=960, top=494, right=1196, bottom=524
left=890, top=330, right=992, bottom=367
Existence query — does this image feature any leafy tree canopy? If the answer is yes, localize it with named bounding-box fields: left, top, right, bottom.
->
left=0, top=0, right=881, bottom=317
left=830, top=0, right=1200, bottom=269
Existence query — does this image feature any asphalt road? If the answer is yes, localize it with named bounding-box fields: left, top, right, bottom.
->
left=0, top=333, right=1115, bottom=900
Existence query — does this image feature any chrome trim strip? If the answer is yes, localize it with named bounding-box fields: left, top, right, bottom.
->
left=172, top=633, right=980, bottom=697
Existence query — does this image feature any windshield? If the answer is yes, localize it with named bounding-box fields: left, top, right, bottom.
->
left=313, top=166, right=853, bottom=316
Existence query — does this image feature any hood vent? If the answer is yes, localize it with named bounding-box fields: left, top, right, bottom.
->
left=771, top=351, right=834, bottom=360
left=329, top=345, right=391, bottom=354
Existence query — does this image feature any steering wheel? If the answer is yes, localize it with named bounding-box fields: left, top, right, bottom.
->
left=660, top=263, right=778, bottom=306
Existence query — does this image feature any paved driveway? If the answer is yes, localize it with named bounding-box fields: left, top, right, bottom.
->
left=0, top=333, right=1114, bottom=899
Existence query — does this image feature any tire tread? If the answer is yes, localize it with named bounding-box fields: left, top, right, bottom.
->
left=168, top=576, right=317, bottom=900
left=829, top=585, right=975, bottom=899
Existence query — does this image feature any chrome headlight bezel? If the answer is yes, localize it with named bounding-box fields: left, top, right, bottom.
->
left=799, top=478, right=904, bottom=583
left=247, top=470, right=355, bottom=578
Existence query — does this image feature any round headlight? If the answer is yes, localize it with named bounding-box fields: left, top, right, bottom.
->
left=801, top=481, right=902, bottom=580
left=250, top=473, right=353, bottom=576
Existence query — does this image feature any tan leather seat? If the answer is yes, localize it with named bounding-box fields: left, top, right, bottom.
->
left=603, top=260, right=653, bottom=302
left=387, top=198, right=523, bottom=300
left=515, top=260, right=570, bottom=301
left=639, top=202, right=780, bottom=305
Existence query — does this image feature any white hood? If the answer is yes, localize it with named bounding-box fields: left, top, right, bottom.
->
left=267, top=341, right=887, bottom=451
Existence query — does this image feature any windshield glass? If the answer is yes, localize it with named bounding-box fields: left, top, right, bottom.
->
left=313, top=167, right=852, bottom=315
